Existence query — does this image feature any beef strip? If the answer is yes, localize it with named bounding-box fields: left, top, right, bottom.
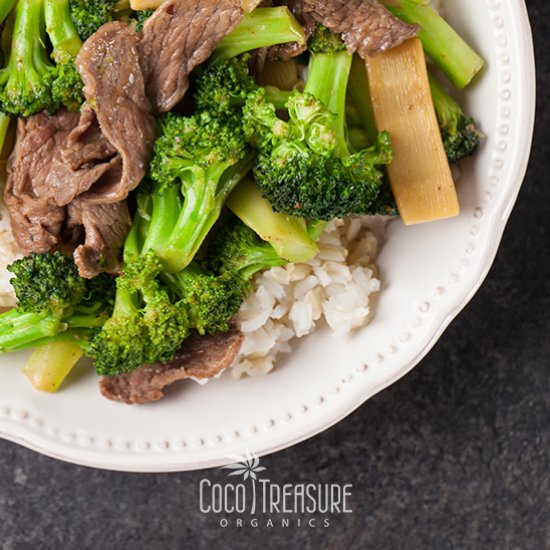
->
left=139, top=0, right=250, bottom=113
left=100, top=328, right=244, bottom=404
left=303, top=0, right=418, bottom=56
left=4, top=111, right=80, bottom=253
left=47, top=108, right=120, bottom=206
left=66, top=199, right=131, bottom=278
left=5, top=108, right=133, bottom=277
left=47, top=22, right=156, bottom=206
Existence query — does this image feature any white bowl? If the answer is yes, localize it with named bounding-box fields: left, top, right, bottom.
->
left=0, top=0, right=535, bottom=471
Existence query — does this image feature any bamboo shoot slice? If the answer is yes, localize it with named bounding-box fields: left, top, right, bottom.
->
left=365, top=38, right=458, bottom=225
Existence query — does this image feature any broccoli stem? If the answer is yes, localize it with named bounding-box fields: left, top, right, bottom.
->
left=44, top=0, right=82, bottom=63
left=226, top=176, right=319, bottom=263
left=429, top=72, right=461, bottom=129
left=140, top=183, right=182, bottom=260
left=428, top=71, right=481, bottom=163
left=263, top=86, right=293, bottom=110
left=307, top=220, right=328, bottom=241
left=111, top=285, right=138, bottom=321
left=0, top=301, right=109, bottom=352
left=304, top=50, right=353, bottom=158
left=301, top=49, right=352, bottom=239
left=20, top=328, right=94, bottom=353
left=212, top=7, right=306, bottom=62
left=0, top=112, right=11, bottom=157
left=0, top=312, right=65, bottom=353
left=347, top=54, right=378, bottom=145
left=347, top=126, right=371, bottom=152
left=0, top=0, right=17, bottom=27
left=145, top=153, right=255, bottom=273
left=384, top=0, right=484, bottom=88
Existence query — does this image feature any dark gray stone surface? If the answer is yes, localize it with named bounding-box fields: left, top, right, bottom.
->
left=0, top=2, right=548, bottom=549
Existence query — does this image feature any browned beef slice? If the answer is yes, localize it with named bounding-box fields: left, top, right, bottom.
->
left=66, top=199, right=132, bottom=278
left=100, top=328, right=244, bottom=404
left=48, top=22, right=156, bottom=206
left=139, top=0, right=247, bottom=113
left=4, top=111, right=80, bottom=253
left=47, top=108, right=120, bottom=206
left=303, top=0, right=418, bottom=56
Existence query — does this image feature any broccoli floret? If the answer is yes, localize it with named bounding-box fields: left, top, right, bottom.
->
left=0, top=0, right=56, bottom=117
left=90, top=205, right=286, bottom=376
left=68, top=0, right=128, bottom=41
left=0, top=252, right=115, bottom=354
left=0, top=0, right=88, bottom=117
left=428, top=73, right=481, bottom=164
left=243, top=91, right=392, bottom=221
left=206, top=214, right=286, bottom=281
left=242, top=26, right=392, bottom=221
left=50, top=60, right=84, bottom=111
left=135, top=8, right=154, bottom=32
left=89, top=253, right=190, bottom=376
left=166, top=265, right=244, bottom=336
left=194, top=55, right=293, bottom=117
left=384, top=0, right=484, bottom=88
left=308, top=24, right=347, bottom=55
left=45, top=0, right=85, bottom=111
left=8, top=251, right=86, bottom=313
left=146, top=111, right=254, bottom=273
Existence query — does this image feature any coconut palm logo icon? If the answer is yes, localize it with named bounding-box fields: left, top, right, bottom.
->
left=221, top=452, right=266, bottom=513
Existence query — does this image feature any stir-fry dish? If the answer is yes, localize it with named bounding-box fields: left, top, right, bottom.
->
left=0, top=0, right=484, bottom=404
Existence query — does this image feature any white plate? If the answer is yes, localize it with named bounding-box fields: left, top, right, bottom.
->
left=0, top=0, right=535, bottom=471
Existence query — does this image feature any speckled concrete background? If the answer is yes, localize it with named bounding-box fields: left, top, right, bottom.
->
left=0, top=2, right=548, bottom=549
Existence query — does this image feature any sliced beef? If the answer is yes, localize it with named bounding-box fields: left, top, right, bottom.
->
left=303, top=0, right=418, bottom=56
left=4, top=111, right=80, bottom=253
left=100, top=328, right=244, bottom=404
left=139, top=0, right=250, bottom=113
left=47, top=108, right=120, bottom=206
left=66, top=199, right=131, bottom=278
left=48, top=22, right=156, bottom=206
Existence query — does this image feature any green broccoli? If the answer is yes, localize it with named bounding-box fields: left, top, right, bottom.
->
left=384, top=0, right=484, bottom=88
left=211, top=6, right=306, bottom=63
left=89, top=252, right=191, bottom=376
left=242, top=26, right=393, bottom=221
left=0, top=0, right=17, bottom=28
left=134, top=8, right=154, bottom=32
left=194, top=55, right=293, bottom=117
left=68, top=0, right=130, bottom=41
left=146, top=111, right=254, bottom=273
left=45, top=0, right=85, bottom=111
left=90, top=201, right=283, bottom=376
left=0, top=0, right=57, bottom=117
left=164, top=265, right=244, bottom=337
left=0, top=252, right=115, bottom=354
left=0, top=112, right=10, bottom=157
left=429, top=73, right=481, bottom=164
left=226, top=176, right=319, bottom=263
left=205, top=213, right=287, bottom=282
left=0, top=0, right=91, bottom=117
